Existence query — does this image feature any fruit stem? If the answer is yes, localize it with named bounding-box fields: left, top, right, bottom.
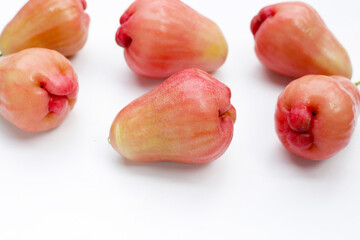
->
left=355, top=81, right=360, bottom=86
left=0, top=51, right=2, bottom=57
left=108, top=137, right=111, bottom=144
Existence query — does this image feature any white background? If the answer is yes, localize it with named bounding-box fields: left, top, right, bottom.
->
left=1, top=0, right=360, bottom=239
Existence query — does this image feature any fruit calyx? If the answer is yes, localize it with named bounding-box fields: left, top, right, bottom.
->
left=286, top=106, right=314, bottom=149
left=115, top=27, right=132, bottom=48
left=251, top=6, right=276, bottom=36
left=48, top=95, right=69, bottom=114
left=116, top=5, right=135, bottom=48
left=220, top=105, right=236, bottom=123
left=286, top=131, right=313, bottom=150
left=80, top=0, right=87, bottom=10
left=39, top=81, right=69, bottom=114
left=38, top=75, right=77, bottom=115
left=287, top=106, right=313, bottom=133
left=120, top=7, right=134, bottom=24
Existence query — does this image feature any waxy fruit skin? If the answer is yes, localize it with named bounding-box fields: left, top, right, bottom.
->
left=0, top=48, right=79, bottom=132
left=0, top=0, right=89, bottom=57
left=109, top=68, right=236, bottom=164
left=115, top=0, right=228, bottom=79
left=275, top=75, right=360, bottom=160
left=251, top=2, right=352, bottom=79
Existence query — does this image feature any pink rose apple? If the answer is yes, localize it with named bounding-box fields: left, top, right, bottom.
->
left=109, top=68, right=236, bottom=164
left=275, top=75, right=360, bottom=160
left=0, top=48, right=79, bottom=132
left=251, top=2, right=352, bottom=79
left=0, top=0, right=90, bottom=57
left=115, top=0, right=228, bottom=79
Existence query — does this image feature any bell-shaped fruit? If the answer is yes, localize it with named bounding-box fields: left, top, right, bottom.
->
left=0, top=48, right=79, bottom=132
left=109, top=68, right=236, bottom=164
left=275, top=75, right=360, bottom=160
left=115, top=0, right=228, bottom=79
left=0, top=0, right=89, bottom=57
left=251, top=2, right=352, bottom=79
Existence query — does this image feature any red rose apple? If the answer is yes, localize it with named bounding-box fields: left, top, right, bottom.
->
left=275, top=75, right=360, bottom=160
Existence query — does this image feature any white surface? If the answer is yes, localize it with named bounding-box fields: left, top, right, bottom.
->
left=1, top=0, right=360, bottom=239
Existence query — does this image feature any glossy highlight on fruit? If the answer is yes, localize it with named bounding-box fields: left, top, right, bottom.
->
left=109, top=68, right=236, bottom=164
left=275, top=75, right=360, bottom=160
left=115, top=0, right=228, bottom=79
left=0, top=48, right=79, bottom=132
left=0, top=0, right=90, bottom=57
left=251, top=2, right=352, bottom=79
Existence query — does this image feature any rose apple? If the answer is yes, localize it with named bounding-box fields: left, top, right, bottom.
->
left=0, top=0, right=89, bottom=57
left=275, top=75, right=360, bottom=160
left=109, top=68, right=236, bottom=164
left=0, top=48, right=79, bottom=132
left=251, top=2, right=352, bottom=79
left=115, top=0, right=228, bottom=79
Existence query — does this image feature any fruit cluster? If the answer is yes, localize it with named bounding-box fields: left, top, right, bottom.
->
left=0, top=0, right=88, bottom=132
left=251, top=2, right=359, bottom=161
left=0, top=0, right=358, bottom=163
